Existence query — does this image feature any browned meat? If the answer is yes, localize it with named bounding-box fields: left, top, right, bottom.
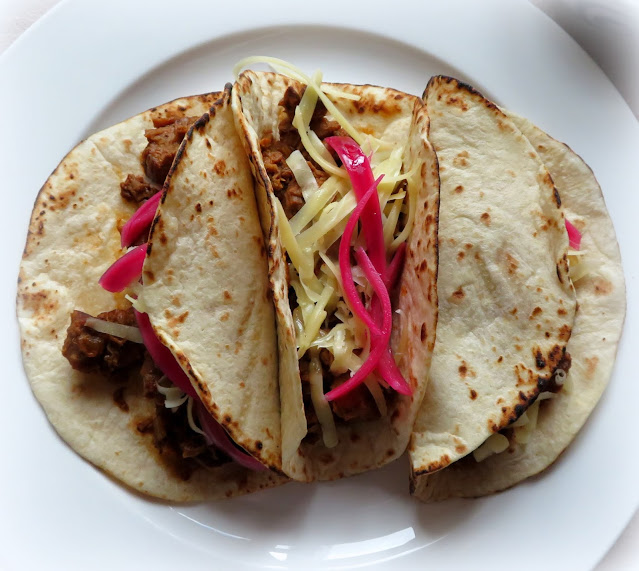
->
left=112, top=386, right=129, bottom=412
left=137, top=403, right=231, bottom=480
left=311, top=117, right=348, bottom=141
left=260, top=88, right=340, bottom=220
left=266, top=87, right=388, bottom=426
left=140, top=352, right=164, bottom=400
left=63, top=305, right=231, bottom=479
left=120, top=174, right=160, bottom=204
left=278, top=86, right=302, bottom=132
left=329, top=375, right=381, bottom=423
left=62, top=308, right=144, bottom=375
left=141, top=116, right=197, bottom=184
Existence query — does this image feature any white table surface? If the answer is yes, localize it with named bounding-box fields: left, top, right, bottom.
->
left=1, top=0, right=637, bottom=569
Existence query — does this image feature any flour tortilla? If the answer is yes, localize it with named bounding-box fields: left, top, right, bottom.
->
left=18, top=92, right=285, bottom=501
left=412, top=112, right=626, bottom=500
left=409, top=77, right=577, bottom=492
left=232, top=71, right=439, bottom=481
left=142, top=86, right=282, bottom=471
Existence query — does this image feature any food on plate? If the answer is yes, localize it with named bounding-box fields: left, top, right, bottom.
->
left=232, top=62, right=439, bottom=481
left=17, top=88, right=286, bottom=501
left=409, top=76, right=625, bottom=500
left=17, top=57, right=623, bottom=502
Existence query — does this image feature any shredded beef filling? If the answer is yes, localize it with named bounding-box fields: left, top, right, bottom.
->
left=261, top=87, right=385, bottom=434
left=142, top=116, right=198, bottom=185
left=63, top=111, right=231, bottom=478
left=120, top=115, right=198, bottom=205
left=260, top=86, right=347, bottom=220
left=120, top=174, right=160, bottom=204
left=62, top=308, right=145, bottom=376
left=62, top=307, right=232, bottom=479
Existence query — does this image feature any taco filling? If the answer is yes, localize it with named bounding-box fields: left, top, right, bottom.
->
left=19, top=89, right=284, bottom=501
left=233, top=61, right=439, bottom=481
left=260, top=83, right=416, bottom=444
left=58, top=112, right=259, bottom=478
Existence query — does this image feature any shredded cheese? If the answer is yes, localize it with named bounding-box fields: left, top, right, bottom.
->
left=156, top=379, right=188, bottom=409
left=237, top=57, right=419, bottom=445
left=297, top=285, right=334, bottom=357
left=286, top=150, right=319, bottom=201
left=513, top=400, right=541, bottom=444
left=289, top=177, right=344, bottom=235
left=364, top=376, right=388, bottom=418
left=309, top=348, right=338, bottom=448
left=473, top=433, right=510, bottom=462
left=186, top=396, right=206, bottom=436
left=84, top=317, right=144, bottom=343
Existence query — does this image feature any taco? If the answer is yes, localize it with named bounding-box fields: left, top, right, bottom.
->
left=409, top=77, right=625, bottom=500
left=232, top=65, right=440, bottom=481
left=17, top=87, right=286, bottom=501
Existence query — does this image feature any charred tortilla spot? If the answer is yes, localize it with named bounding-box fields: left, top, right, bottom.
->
left=450, top=286, right=465, bottom=303
left=553, top=186, right=562, bottom=207
left=530, top=307, right=543, bottom=319
left=470, top=389, right=477, bottom=400
left=453, top=154, right=469, bottom=168
left=480, top=212, right=491, bottom=225
left=424, top=454, right=451, bottom=473
left=593, top=278, right=613, bottom=296
left=505, top=253, right=519, bottom=274
left=585, top=356, right=599, bottom=379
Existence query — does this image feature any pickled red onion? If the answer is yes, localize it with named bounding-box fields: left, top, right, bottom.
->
left=330, top=136, right=412, bottom=399
left=338, top=176, right=384, bottom=336
left=326, top=247, right=391, bottom=401
left=98, top=243, right=147, bottom=293
left=325, top=136, right=386, bottom=275
left=134, top=309, right=197, bottom=398
left=120, top=192, right=162, bottom=248
left=565, top=219, right=582, bottom=250
left=135, top=313, right=266, bottom=471
left=196, top=401, right=268, bottom=471
left=385, top=242, right=407, bottom=289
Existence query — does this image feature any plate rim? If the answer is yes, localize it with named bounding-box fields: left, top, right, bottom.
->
left=1, top=0, right=638, bottom=569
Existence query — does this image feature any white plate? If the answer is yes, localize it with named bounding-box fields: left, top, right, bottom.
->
left=1, top=0, right=637, bottom=569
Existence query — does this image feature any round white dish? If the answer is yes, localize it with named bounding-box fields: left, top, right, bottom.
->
left=1, top=0, right=637, bottom=569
